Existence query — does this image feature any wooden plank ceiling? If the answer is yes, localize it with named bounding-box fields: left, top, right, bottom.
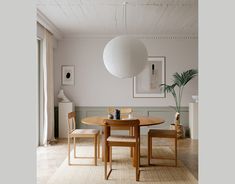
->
left=37, top=0, right=198, bottom=36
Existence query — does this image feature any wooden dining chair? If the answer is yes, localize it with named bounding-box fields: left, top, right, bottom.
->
left=107, top=107, right=133, bottom=119
left=147, top=113, right=179, bottom=167
left=68, top=112, right=100, bottom=166
left=104, top=119, right=140, bottom=181
left=107, top=107, right=134, bottom=156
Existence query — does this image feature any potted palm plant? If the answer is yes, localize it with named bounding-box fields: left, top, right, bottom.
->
left=160, top=69, right=198, bottom=138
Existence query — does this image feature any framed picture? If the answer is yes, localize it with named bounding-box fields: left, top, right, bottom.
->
left=133, top=56, right=166, bottom=98
left=61, top=65, right=75, bottom=85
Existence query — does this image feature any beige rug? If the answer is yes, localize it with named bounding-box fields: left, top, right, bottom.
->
left=47, top=144, right=197, bottom=184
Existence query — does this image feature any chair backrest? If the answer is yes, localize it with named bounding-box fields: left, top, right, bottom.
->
left=120, top=108, right=132, bottom=114
left=107, top=107, right=133, bottom=119
left=103, top=119, right=140, bottom=139
left=68, top=112, right=76, bottom=134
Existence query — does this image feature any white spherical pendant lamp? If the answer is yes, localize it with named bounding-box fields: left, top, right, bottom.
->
left=103, top=35, right=148, bottom=78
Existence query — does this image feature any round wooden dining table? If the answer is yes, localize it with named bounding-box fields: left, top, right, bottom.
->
left=81, top=116, right=165, bottom=165
left=81, top=116, right=165, bottom=127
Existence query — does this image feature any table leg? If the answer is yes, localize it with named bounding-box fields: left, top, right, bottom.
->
left=102, top=127, right=110, bottom=162
left=132, top=126, right=141, bottom=168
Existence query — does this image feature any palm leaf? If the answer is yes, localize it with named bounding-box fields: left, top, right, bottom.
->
left=160, top=83, right=178, bottom=112
left=160, top=69, right=198, bottom=117
left=173, top=69, right=198, bottom=87
left=172, top=72, right=183, bottom=86
left=160, top=83, right=176, bottom=93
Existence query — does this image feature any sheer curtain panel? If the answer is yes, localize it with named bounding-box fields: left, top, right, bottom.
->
left=41, top=29, right=55, bottom=146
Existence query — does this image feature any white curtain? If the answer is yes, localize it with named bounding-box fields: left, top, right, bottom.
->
left=41, top=29, right=55, bottom=146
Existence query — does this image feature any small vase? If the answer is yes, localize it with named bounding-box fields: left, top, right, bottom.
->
left=108, top=113, right=113, bottom=119
left=114, top=109, right=120, bottom=120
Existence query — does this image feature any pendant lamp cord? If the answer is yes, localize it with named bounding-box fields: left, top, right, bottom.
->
left=123, top=1, right=127, bottom=34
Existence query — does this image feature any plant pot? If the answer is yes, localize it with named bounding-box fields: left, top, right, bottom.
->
left=170, top=124, right=185, bottom=139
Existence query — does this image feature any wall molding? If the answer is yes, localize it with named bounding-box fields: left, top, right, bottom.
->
left=54, top=106, right=190, bottom=137
left=74, top=106, right=189, bottom=112
left=37, top=9, right=63, bottom=40
left=37, top=1, right=197, bottom=7
left=63, top=34, right=198, bottom=40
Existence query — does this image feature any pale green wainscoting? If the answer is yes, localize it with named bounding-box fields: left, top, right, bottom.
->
left=54, top=106, right=189, bottom=137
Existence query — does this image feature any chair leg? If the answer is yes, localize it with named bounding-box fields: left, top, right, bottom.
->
left=98, top=133, right=100, bottom=159
left=94, top=135, right=97, bottom=166
left=104, top=144, right=108, bottom=180
left=133, top=147, right=136, bottom=167
left=150, top=137, right=153, bottom=159
left=139, top=139, right=141, bottom=167
left=136, top=144, right=140, bottom=181
left=175, top=137, right=177, bottom=167
left=109, top=146, right=112, bottom=170
left=147, top=134, right=151, bottom=165
left=73, top=137, right=76, bottom=158
left=130, top=127, right=133, bottom=158
left=68, top=137, right=71, bottom=165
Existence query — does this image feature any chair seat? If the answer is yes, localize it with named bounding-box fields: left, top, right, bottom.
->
left=71, top=129, right=99, bottom=136
left=148, top=129, right=176, bottom=138
left=107, top=135, right=136, bottom=143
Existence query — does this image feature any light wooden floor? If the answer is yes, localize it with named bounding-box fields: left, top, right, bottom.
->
left=37, top=136, right=198, bottom=184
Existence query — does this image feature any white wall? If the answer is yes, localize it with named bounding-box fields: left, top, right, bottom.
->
left=54, top=37, right=198, bottom=107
